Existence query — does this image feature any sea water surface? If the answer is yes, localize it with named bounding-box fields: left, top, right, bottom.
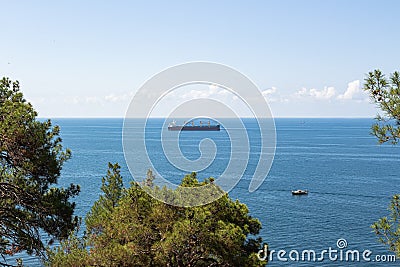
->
left=12, top=118, right=400, bottom=266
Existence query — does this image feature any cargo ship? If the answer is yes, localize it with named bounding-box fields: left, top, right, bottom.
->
left=168, top=120, right=220, bottom=131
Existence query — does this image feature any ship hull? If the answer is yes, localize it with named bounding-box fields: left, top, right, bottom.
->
left=168, top=125, right=220, bottom=131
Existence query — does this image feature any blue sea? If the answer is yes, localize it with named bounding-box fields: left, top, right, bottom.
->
left=9, top=118, right=400, bottom=266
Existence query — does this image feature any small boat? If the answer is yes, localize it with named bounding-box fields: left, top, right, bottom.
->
left=291, top=189, right=308, bottom=195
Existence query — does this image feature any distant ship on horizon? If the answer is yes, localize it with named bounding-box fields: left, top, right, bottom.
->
left=167, top=120, right=220, bottom=131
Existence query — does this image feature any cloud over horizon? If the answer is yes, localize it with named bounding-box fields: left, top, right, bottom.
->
left=337, top=80, right=367, bottom=101
left=30, top=79, right=374, bottom=117
left=295, top=86, right=336, bottom=100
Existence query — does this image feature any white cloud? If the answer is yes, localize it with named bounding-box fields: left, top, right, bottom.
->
left=62, top=91, right=134, bottom=106
left=337, top=80, right=364, bottom=100
left=295, top=86, right=336, bottom=100
left=262, top=87, right=284, bottom=103
left=85, top=96, right=101, bottom=104
left=105, top=94, right=122, bottom=102
left=181, top=86, right=232, bottom=100
left=217, top=89, right=230, bottom=96
left=209, top=83, right=219, bottom=94
left=181, top=89, right=212, bottom=99
left=262, top=87, right=277, bottom=97
left=310, top=87, right=336, bottom=99
left=63, top=96, right=81, bottom=105
left=104, top=92, right=134, bottom=103
left=295, top=87, right=308, bottom=97
left=64, top=96, right=103, bottom=105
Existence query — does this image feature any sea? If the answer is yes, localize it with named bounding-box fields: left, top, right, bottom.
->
left=7, top=118, right=400, bottom=266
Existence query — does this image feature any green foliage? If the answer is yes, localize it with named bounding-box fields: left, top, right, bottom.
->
left=0, top=77, right=80, bottom=262
left=85, top=163, right=124, bottom=236
left=45, top=231, right=89, bottom=267
left=99, top=162, right=123, bottom=210
left=372, top=195, right=400, bottom=258
left=149, top=172, right=226, bottom=207
left=363, top=69, right=400, bottom=144
left=144, top=169, right=155, bottom=187
left=48, top=169, right=267, bottom=266
left=364, top=70, right=400, bottom=258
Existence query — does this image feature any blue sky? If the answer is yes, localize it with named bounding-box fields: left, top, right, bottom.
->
left=1, top=0, right=400, bottom=117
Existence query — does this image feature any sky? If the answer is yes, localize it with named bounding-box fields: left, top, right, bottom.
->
left=1, top=0, right=400, bottom=118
